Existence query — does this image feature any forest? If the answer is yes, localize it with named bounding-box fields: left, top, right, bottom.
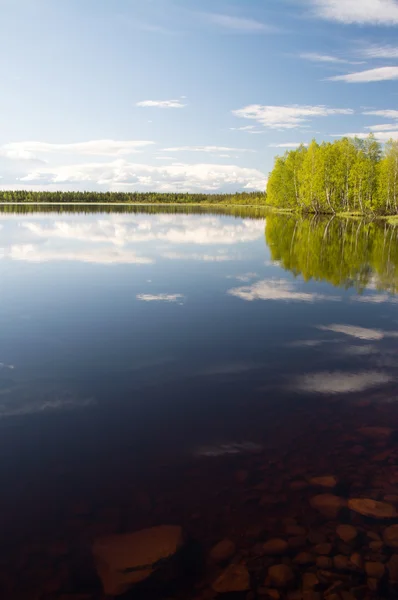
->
left=266, top=135, right=398, bottom=215
left=265, top=213, right=398, bottom=294
left=0, top=190, right=266, bottom=206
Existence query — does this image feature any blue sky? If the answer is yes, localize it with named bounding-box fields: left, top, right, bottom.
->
left=2, top=0, right=398, bottom=193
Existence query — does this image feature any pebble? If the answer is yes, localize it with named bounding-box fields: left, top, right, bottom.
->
left=316, top=556, right=332, bottom=569
left=349, top=553, right=363, bottom=570
left=348, top=498, right=397, bottom=519
left=209, top=539, right=236, bottom=563
left=383, top=524, right=398, bottom=548
left=212, top=564, right=250, bottom=593
left=294, top=552, right=314, bottom=566
left=314, top=543, right=332, bottom=555
left=308, top=476, right=337, bottom=489
left=336, top=525, right=357, bottom=543
left=302, top=572, right=319, bottom=590
left=365, top=561, right=385, bottom=578
left=310, top=494, right=346, bottom=518
left=267, top=564, right=295, bottom=588
left=387, top=554, right=398, bottom=582
left=333, top=555, right=350, bottom=570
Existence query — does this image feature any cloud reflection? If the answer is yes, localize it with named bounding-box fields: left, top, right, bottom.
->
left=296, top=371, right=393, bottom=394
left=228, top=278, right=339, bottom=302
left=136, top=293, right=185, bottom=303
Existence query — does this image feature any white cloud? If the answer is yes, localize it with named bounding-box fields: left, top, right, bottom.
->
left=203, top=13, right=275, bottom=33
left=2, top=140, right=155, bottom=157
left=328, top=66, right=398, bottom=83
left=230, top=125, right=256, bottom=131
left=309, top=0, right=398, bottom=25
left=20, top=159, right=267, bottom=192
left=136, top=99, right=186, bottom=108
left=228, top=278, right=338, bottom=302
left=296, top=371, right=393, bottom=394
left=136, top=293, right=185, bottom=302
left=162, top=146, right=255, bottom=153
left=232, top=104, right=353, bottom=129
left=299, top=52, right=349, bottom=63
left=362, top=45, right=398, bottom=58
left=363, top=109, right=398, bottom=119
left=365, top=124, right=398, bottom=131
left=333, top=131, right=398, bottom=141
left=269, top=143, right=309, bottom=148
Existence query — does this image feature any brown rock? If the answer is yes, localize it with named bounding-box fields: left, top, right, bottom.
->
left=348, top=498, right=397, bottom=519
left=316, top=556, right=332, bottom=569
left=387, top=554, right=398, bottom=582
left=268, top=564, right=295, bottom=588
left=302, top=573, right=319, bottom=590
left=340, top=593, right=356, bottom=600
left=365, top=562, right=385, bottom=578
left=350, top=553, right=363, bottom=570
left=294, top=552, right=314, bottom=566
left=383, top=524, right=398, bottom=548
left=258, top=589, right=280, bottom=599
left=209, top=539, right=236, bottom=563
left=333, top=555, right=350, bottom=570
left=336, top=525, right=357, bottom=544
left=314, top=543, right=332, bottom=555
left=212, top=564, right=250, bottom=593
left=367, top=577, right=378, bottom=592
left=308, top=476, right=337, bottom=489
left=310, top=495, right=346, bottom=518
left=92, top=525, right=184, bottom=596
left=369, top=540, right=383, bottom=551
left=262, top=539, right=289, bottom=555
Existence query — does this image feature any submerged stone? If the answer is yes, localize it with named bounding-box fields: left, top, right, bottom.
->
left=310, top=494, right=346, bottom=518
left=348, top=498, right=397, bottom=519
left=92, top=525, right=183, bottom=596
left=212, top=564, right=250, bottom=593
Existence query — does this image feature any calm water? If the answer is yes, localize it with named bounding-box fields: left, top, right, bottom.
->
left=0, top=208, right=397, bottom=460
left=1, top=207, right=398, bottom=597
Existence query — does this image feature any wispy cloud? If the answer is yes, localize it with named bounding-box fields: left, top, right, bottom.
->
left=202, top=13, right=277, bottom=33
left=300, top=52, right=350, bottom=63
left=363, top=109, right=398, bottom=119
left=2, top=140, right=155, bottom=157
left=309, top=0, right=398, bottom=25
left=136, top=294, right=185, bottom=303
left=162, top=146, right=255, bottom=153
left=318, top=324, right=384, bottom=340
left=269, top=143, right=308, bottom=148
left=332, top=131, right=398, bottom=141
left=136, top=99, right=186, bottom=108
left=362, top=44, right=398, bottom=59
left=365, top=124, right=398, bottom=131
left=328, top=66, right=398, bottom=83
left=232, top=104, right=353, bottom=129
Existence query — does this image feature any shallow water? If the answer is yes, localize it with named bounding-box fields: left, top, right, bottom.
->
left=1, top=207, right=398, bottom=599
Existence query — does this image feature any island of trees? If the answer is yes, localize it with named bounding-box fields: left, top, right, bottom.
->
left=0, top=190, right=266, bottom=206
left=266, top=135, right=398, bottom=215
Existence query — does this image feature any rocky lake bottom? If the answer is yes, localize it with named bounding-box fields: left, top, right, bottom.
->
left=2, top=393, right=398, bottom=600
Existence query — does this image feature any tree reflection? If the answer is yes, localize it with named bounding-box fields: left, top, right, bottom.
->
left=265, top=214, right=398, bottom=294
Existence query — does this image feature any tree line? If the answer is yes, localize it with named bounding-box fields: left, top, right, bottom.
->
left=266, top=135, right=398, bottom=215
left=265, top=213, right=398, bottom=294
left=0, top=190, right=266, bottom=206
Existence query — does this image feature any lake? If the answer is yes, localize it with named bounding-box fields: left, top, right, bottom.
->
left=1, top=206, right=398, bottom=599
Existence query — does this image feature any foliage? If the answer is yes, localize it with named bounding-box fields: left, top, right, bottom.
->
left=266, top=135, right=398, bottom=215
left=0, top=190, right=266, bottom=206
left=265, top=213, right=398, bottom=293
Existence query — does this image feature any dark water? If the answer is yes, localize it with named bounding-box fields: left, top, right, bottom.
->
left=1, top=207, right=398, bottom=598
